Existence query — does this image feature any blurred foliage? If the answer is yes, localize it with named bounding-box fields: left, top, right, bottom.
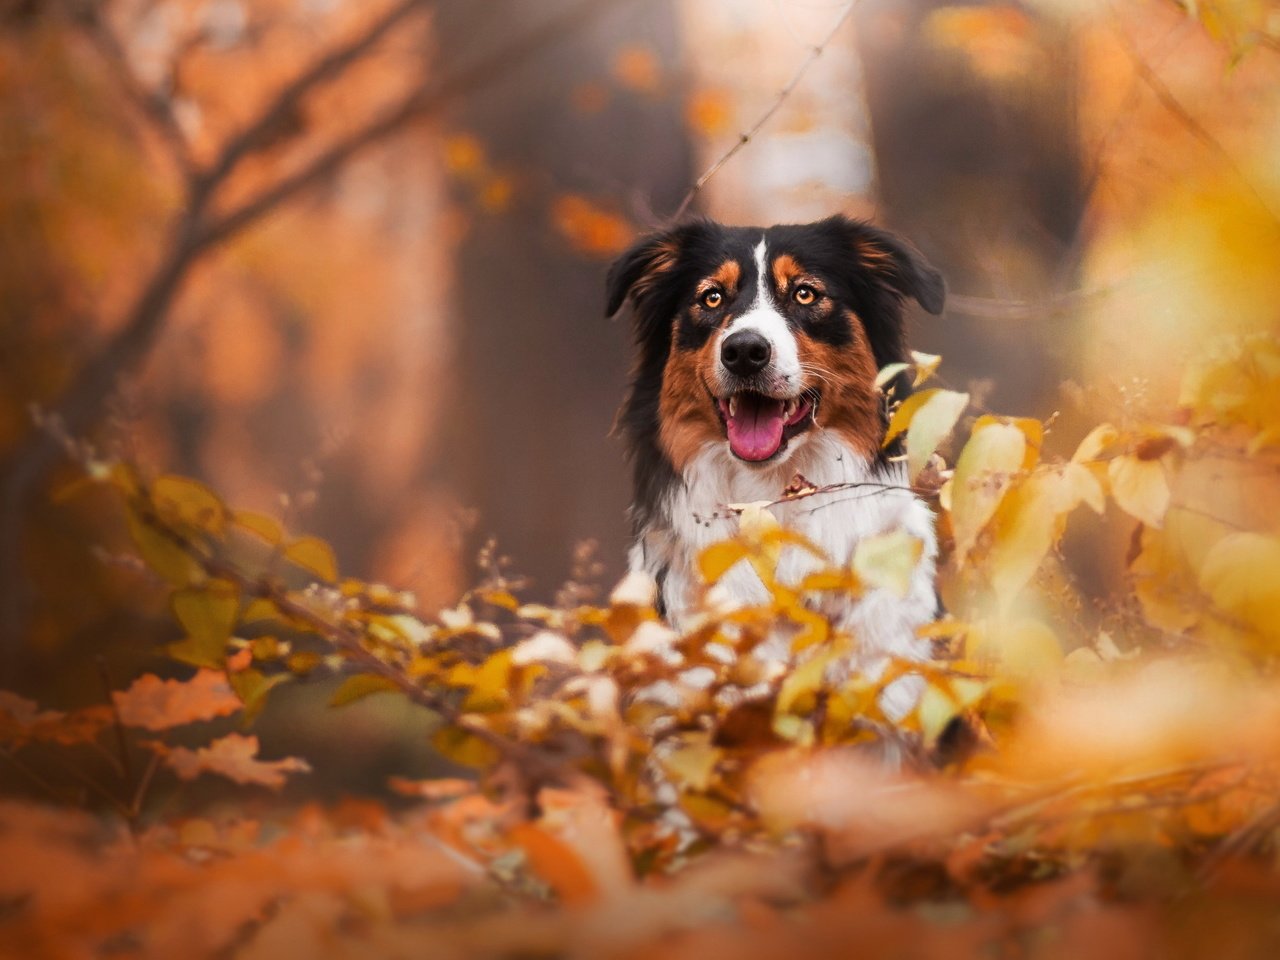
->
left=6, top=332, right=1280, bottom=955
left=4, top=0, right=1280, bottom=955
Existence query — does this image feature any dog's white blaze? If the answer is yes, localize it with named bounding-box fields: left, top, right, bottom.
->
left=715, top=236, right=801, bottom=394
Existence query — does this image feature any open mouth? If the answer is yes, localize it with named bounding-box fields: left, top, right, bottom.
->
left=716, top=390, right=817, bottom=462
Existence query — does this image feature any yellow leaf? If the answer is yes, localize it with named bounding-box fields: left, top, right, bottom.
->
left=950, top=419, right=1027, bottom=565
left=228, top=669, right=289, bottom=724
left=1071, top=422, right=1120, bottom=463
left=659, top=732, right=721, bottom=792
left=232, top=510, right=283, bottom=544
left=698, top=540, right=750, bottom=584
left=126, top=505, right=204, bottom=586
left=330, top=673, right=400, bottom=707
left=777, top=649, right=838, bottom=716
left=907, top=390, right=970, bottom=482
left=983, top=476, right=1059, bottom=607
left=1199, top=533, right=1280, bottom=641
left=875, top=362, right=911, bottom=389
left=852, top=530, right=923, bottom=598
left=432, top=726, right=500, bottom=769
left=975, top=618, right=1062, bottom=680
left=461, top=650, right=513, bottom=713
left=284, top=535, right=338, bottom=582
left=916, top=685, right=958, bottom=743
left=152, top=475, right=227, bottom=536
left=909, top=350, right=943, bottom=386
left=1109, top=455, right=1170, bottom=529
left=171, top=580, right=240, bottom=666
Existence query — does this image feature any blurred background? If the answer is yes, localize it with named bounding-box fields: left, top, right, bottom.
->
left=2, top=0, right=1277, bottom=787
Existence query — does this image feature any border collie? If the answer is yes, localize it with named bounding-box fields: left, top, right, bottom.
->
left=606, top=216, right=945, bottom=706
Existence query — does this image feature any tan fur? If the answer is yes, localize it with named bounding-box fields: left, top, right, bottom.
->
left=658, top=333, right=722, bottom=472
left=770, top=253, right=803, bottom=293
left=796, top=308, right=882, bottom=457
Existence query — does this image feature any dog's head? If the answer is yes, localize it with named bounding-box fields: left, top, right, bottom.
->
left=606, top=215, right=944, bottom=471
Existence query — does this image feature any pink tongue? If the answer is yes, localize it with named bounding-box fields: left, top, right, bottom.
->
left=726, top=394, right=787, bottom=461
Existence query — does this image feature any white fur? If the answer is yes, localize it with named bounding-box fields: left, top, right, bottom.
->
left=628, top=431, right=936, bottom=718
left=713, top=238, right=801, bottom=396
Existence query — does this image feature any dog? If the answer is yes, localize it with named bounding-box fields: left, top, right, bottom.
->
left=606, top=215, right=945, bottom=710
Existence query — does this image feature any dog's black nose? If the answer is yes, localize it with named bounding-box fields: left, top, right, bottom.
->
left=721, top=330, right=771, bottom=377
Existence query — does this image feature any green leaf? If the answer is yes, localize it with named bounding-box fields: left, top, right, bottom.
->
left=284, top=535, right=338, bottom=582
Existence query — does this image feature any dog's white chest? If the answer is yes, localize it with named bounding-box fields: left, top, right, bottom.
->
left=630, top=432, right=938, bottom=666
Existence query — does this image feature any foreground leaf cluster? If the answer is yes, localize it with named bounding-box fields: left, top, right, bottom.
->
left=4, top=335, right=1280, bottom=957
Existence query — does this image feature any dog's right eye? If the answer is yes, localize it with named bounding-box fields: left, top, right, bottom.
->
left=699, top=289, right=724, bottom=309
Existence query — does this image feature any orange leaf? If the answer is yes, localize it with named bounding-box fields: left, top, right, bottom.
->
left=112, top=670, right=242, bottom=731
left=509, top=822, right=600, bottom=905
left=155, top=733, right=310, bottom=789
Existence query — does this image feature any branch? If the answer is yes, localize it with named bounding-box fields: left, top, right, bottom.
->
left=200, top=0, right=630, bottom=249
left=128, top=496, right=561, bottom=781
left=1113, top=17, right=1280, bottom=229
left=70, top=1, right=195, bottom=176
left=671, top=1, right=858, bottom=220
left=0, top=0, right=634, bottom=647
left=189, top=0, right=438, bottom=211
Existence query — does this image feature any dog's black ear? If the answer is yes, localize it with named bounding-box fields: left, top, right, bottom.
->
left=830, top=217, right=946, bottom=316
left=605, top=230, right=683, bottom=317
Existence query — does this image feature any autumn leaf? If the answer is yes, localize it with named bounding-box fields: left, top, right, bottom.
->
left=884, top=388, right=970, bottom=482
left=551, top=194, right=633, bottom=257
left=284, top=535, right=339, bottom=582
left=153, top=733, right=310, bottom=788
left=170, top=579, right=240, bottom=667
left=949, top=418, right=1029, bottom=565
left=1109, top=454, right=1170, bottom=529
left=852, top=530, right=923, bottom=598
left=112, top=669, right=242, bottom=731
left=1199, top=533, right=1280, bottom=643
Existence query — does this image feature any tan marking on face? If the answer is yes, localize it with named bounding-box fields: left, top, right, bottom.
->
left=708, top=259, right=741, bottom=296
left=796, top=308, right=882, bottom=457
left=771, top=254, right=804, bottom=295
left=659, top=331, right=723, bottom=472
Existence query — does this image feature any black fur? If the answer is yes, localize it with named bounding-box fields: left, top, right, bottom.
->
left=605, top=215, right=945, bottom=533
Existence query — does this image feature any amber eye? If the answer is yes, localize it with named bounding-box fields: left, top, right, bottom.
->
left=700, top=289, right=724, bottom=309
left=793, top=285, right=817, bottom=306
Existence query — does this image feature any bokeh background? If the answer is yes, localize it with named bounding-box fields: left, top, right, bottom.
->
left=3, top=0, right=1278, bottom=789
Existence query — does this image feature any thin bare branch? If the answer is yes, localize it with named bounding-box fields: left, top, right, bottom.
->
left=1113, top=17, right=1280, bottom=228
left=672, top=1, right=858, bottom=220
left=200, top=0, right=630, bottom=249
left=190, top=0, right=438, bottom=210
left=70, top=1, right=195, bottom=175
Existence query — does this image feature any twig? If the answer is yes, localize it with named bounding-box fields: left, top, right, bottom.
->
left=672, top=1, right=858, bottom=220
left=189, top=0, right=437, bottom=212
left=0, top=0, right=635, bottom=649
left=128, top=495, right=562, bottom=783
left=97, top=655, right=134, bottom=784
left=1112, top=15, right=1280, bottom=229
left=70, top=0, right=196, bottom=176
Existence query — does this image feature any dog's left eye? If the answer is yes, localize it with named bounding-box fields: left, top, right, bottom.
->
left=793, top=285, right=818, bottom=306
